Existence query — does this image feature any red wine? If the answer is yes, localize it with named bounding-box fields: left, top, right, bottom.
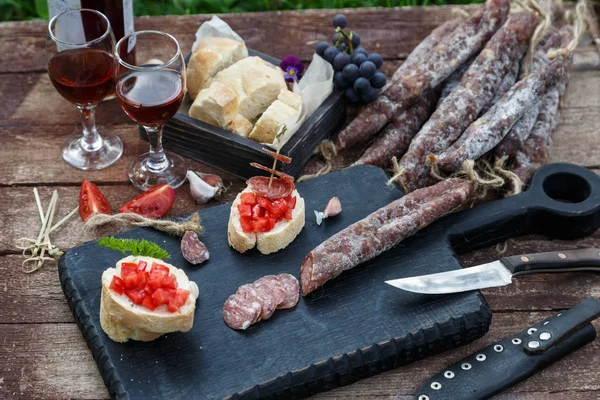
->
left=116, top=70, right=184, bottom=126
left=48, top=48, right=115, bottom=106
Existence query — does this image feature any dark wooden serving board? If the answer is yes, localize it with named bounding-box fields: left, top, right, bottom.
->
left=58, top=163, right=600, bottom=400
left=150, top=49, right=346, bottom=180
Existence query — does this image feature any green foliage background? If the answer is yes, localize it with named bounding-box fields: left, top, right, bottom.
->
left=2, top=0, right=485, bottom=22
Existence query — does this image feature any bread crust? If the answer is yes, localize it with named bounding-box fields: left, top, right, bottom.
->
left=249, top=100, right=299, bottom=144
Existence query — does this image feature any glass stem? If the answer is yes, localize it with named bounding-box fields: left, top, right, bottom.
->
left=78, top=105, right=103, bottom=152
left=144, top=125, right=169, bottom=173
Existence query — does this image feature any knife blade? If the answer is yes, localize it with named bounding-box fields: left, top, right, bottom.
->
left=385, top=248, right=600, bottom=294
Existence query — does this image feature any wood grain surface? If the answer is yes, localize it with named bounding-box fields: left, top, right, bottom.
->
left=0, top=3, right=599, bottom=399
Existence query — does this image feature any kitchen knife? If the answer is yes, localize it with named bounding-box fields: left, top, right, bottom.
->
left=385, top=248, right=600, bottom=294
left=414, top=298, right=600, bottom=400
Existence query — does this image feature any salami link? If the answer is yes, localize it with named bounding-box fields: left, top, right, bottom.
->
left=479, top=58, right=520, bottom=116
left=494, top=27, right=564, bottom=159
left=300, top=178, right=474, bottom=296
left=513, top=87, right=560, bottom=183
left=223, top=273, right=300, bottom=330
left=180, top=231, right=210, bottom=265
left=396, top=11, right=536, bottom=191
left=435, top=58, right=564, bottom=172
left=437, top=57, right=475, bottom=106
left=355, top=91, right=438, bottom=168
left=333, top=0, right=509, bottom=152
left=385, top=18, right=463, bottom=91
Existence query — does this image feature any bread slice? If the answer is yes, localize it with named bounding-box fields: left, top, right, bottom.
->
left=210, top=57, right=286, bottom=121
left=277, top=89, right=303, bottom=111
left=189, top=82, right=238, bottom=127
left=228, top=114, right=253, bottom=137
left=248, top=100, right=299, bottom=144
left=228, top=188, right=305, bottom=255
left=100, top=256, right=199, bottom=343
left=186, top=37, right=248, bottom=100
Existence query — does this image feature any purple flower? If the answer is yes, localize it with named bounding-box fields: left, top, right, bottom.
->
left=280, top=55, right=305, bottom=83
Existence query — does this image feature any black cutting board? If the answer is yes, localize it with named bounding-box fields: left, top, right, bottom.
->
left=58, top=163, right=600, bottom=400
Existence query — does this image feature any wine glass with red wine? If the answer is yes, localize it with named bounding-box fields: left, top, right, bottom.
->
left=114, top=31, right=188, bottom=190
left=46, top=9, right=123, bottom=170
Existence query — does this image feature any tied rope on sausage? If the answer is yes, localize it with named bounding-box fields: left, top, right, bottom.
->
left=332, top=0, right=509, bottom=153
left=395, top=10, right=537, bottom=191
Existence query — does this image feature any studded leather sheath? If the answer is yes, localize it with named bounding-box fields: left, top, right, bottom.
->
left=415, top=298, right=600, bottom=400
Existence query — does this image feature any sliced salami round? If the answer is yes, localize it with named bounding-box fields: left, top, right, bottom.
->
left=276, top=273, right=300, bottom=309
left=247, top=176, right=294, bottom=200
left=257, top=275, right=286, bottom=307
left=180, top=231, right=210, bottom=265
left=235, top=284, right=265, bottom=324
left=223, top=294, right=261, bottom=330
left=252, top=281, right=278, bottom=320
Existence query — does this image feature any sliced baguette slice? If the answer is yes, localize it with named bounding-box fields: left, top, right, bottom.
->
left=248, top=100, right=299, bottom=144
left=277, top=89, right=303, bottom=111
left=229, top=114, right=253, bottom=137
left=100, top=256, right=199, bottom=343
left=227, top=188, right=305, bottom=255
left=189, top=82, right=238, bottom=128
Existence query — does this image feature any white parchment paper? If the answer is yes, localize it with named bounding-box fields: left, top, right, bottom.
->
left=191, top=16, right=334, bottom=149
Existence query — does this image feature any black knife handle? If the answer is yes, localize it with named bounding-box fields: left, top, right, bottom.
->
left=500, top=248, right=600, bottom=275
left=414, top=298, right=600, bottom=400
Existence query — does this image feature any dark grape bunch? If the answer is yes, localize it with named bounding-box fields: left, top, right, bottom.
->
left=316, top=14, right=386, bottom=105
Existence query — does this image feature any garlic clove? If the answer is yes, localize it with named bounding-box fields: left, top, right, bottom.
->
left=198, top=172, right=223, bottom=188
left=187, top=170, right=218, bottom=204
left=323, top=197, right=342, bottom=217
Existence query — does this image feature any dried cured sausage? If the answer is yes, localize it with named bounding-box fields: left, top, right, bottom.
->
left=180, top=231, right=210, bottom=265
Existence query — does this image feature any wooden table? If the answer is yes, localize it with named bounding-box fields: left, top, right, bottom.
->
left=1, top=4, right=599, bottom=399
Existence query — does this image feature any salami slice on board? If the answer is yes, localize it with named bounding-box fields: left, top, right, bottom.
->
left=180, top=231, right=209, bottom=265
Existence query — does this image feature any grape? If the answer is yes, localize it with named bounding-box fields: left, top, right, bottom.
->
left=332, top=32, right=342, bottom=44
left=334, top=71, right=349, bottom=89
left=370, top=72, right=387, bottom=89
left=316, top=41, right=329, bottom=57
left=324, top=46, right=340, bottom=63
left=359, top=61, right=377, bottom=79
left=367, top=53, right=383, bottom=69
left=333, top=52, right=351, bottom=70
left=351, top=32, right=361, bottom=48
left=342, top=63, right=359, bottom=81
left=354, top=77, right=370, bottom=94
left=333, top=14, right=348, bottom=29
left=362, top=87, right=379, bottom=103
left=345, top=87, right=360, bottom=103
left=337, top=42, right=348, bottom=52
left=352, top=53, right=367, bottom=66
left=354, top=47, right=368, bottom=56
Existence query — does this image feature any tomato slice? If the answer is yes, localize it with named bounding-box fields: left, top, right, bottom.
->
left=121, top=264, right=137, bottom=277
left=237, top=204, right=252, bottom=217
left=240, top=192, right=257, bottom=206
left=161, top=275, right=178, bottom=290
left=109, top=276, right=124, bottom=295
left=79, top=180, right=112, bottom=222
left=125, top=289, right=146, bottom=305
left=152, top=288, right=176, bottom=306
left=142, top=294, right=157, bottom=311
left=119, top=184, right=176, bottom=219
left=240, top=216, right=254, bottom=233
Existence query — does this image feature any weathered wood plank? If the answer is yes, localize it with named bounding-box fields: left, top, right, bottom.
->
left=0, top=5, right=482, bottom=74
left=0, top=314, right=597, bottom=399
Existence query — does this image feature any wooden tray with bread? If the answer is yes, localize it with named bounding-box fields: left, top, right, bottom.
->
left=144, top=36, right=346, bottom=180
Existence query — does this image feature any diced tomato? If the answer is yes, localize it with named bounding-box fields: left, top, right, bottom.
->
left=136, top=260, right=148, bottom=271
left=284, top=208, right=293, bottom=221
left=149, top=268, right=168, bottom=280
left=152, top=288, right=176, bottom=306
left=124, top=270, right=148, bottom=289
left=257, top=196, right=271, bottom=209
left=161, top=275, right=178, bottom=290
left=168, top=289, right=190, bottom=312
left=287, top=195, right=297, bottom=209
left=254, top=217, right=276, bottom=232
left=252, top=204, right=264, bottom=219
left=109, top=276, right=124, bottom=295
left=269, top=198, right=288, bottom=218
left=240, top=192, right=257, bottom=206
left=121, top=264, right=137, bottom=277
left=151, top=263, right=170, bottom=274
left=145, top=277, right=163, bottom=292
left=142, top=294, right=157, bottom=311
left=125, top=289, right=146, bottom=305
left=237, top=204, right=252, bottom=217
left=240, top=216, right=254, bottom=233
